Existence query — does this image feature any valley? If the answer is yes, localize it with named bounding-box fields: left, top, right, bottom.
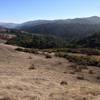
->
left=0, top=0, right=100, bottom=100
left=0, top=16, right=100, bottom=100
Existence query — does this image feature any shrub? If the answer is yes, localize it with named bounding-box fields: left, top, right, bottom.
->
left=55, top=48, right=100, bottom=55
left=55, top=52, right=68, bottom=58
left=31, top=49, right=39, bottom=54
left=56, top=52, right=100, bottom=67
left=15, top=48, right=39, bottom=54
left=15, top=48, right=23, bottom=51
left=66, top=55, right=95, bottom=66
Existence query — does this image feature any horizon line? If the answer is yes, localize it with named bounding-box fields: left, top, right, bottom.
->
left=0, top=15, right=100, bottom=24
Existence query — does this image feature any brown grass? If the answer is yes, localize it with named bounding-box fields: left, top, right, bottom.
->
left=0, top=44, right=99, bottom=100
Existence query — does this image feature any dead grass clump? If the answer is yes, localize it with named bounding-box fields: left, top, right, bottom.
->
left=45, top=54, right=52, bottom=59
left=75, top=65, right=88, bottom=73
left=56, top=52, right=100, bottom=67
left=29, top=96, right=40, bottom=100
left=79, top=65, right=88, bottom=70
left=88, top=70, right=94, bottom=74
left=28, top=56, right=32, bottom=59
left=69, top=64, right=77, bottom=69
left=75, top=66, right=82, bottom=72
left=60, top=81, right=68, bottom=85
left=70, top=71, right=75, bottom=74
left=29, top=64, right=35, bottom=70
left=69, top=64, right=85, bottom=73
left=96, top=76, right=100, bottom=80
left=77, top=75, right=85, bottom=80
left=0, top=97, right=12, bottom=100
left=57, top=62, right=62, bottom=65
left=67, top=55, right=99, bottom=66
left=63, top=71, right=67, bottom=74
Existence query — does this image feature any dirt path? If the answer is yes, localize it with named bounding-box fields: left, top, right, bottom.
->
left=0, top=44, right=100, bottom=100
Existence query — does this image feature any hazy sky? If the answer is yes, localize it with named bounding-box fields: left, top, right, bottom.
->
left=0, top=0, right=100, bottom=23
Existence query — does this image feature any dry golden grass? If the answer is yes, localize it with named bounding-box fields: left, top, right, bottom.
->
left=0, top=44, right=100, bottom=100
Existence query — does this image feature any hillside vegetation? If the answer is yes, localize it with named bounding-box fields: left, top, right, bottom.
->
left=77, top=32, right=100, bottom=48
left=6, top=34, right=68, bottom=49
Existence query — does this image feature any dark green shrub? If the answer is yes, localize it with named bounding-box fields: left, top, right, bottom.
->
left=15, top=48, right=39, bottom=54
left=55, top=52, right=68, bottom=58
left=15, top=48, right=23, bottom=51
left=66, top=55, right=99, bottom=66
left=56, top=52, right=100, bottom=67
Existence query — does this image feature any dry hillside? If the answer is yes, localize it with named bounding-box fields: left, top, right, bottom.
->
left=0, top=44, right=100, bottom=100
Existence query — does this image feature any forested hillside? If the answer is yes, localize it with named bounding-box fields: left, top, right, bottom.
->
left=77, top=32, right=100, bottom=48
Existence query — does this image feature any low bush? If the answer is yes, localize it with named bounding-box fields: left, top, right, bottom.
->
left=15, top=48, right=38, bottom=54
left=15, top=47, right=23, bottom=51
left=66, top=55, right=99, bottom=66
left=55, top=52, right=100, bottom=67
left=55, top=52, right=68, bottom=58
left=54, top=48, right=100, bottom=55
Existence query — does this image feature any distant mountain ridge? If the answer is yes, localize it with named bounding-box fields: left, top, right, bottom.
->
left=1, top=16, right=100, bottom=39
left=0, top=23, right=18, bottom=28
left=1, top=16, right=100, bottom=28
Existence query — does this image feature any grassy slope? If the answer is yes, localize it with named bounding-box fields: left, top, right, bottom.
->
left=0, top=44, right=100, bottom=100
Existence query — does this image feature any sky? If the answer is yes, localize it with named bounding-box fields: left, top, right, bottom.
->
left=0, top=0, right=100, bottom=23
